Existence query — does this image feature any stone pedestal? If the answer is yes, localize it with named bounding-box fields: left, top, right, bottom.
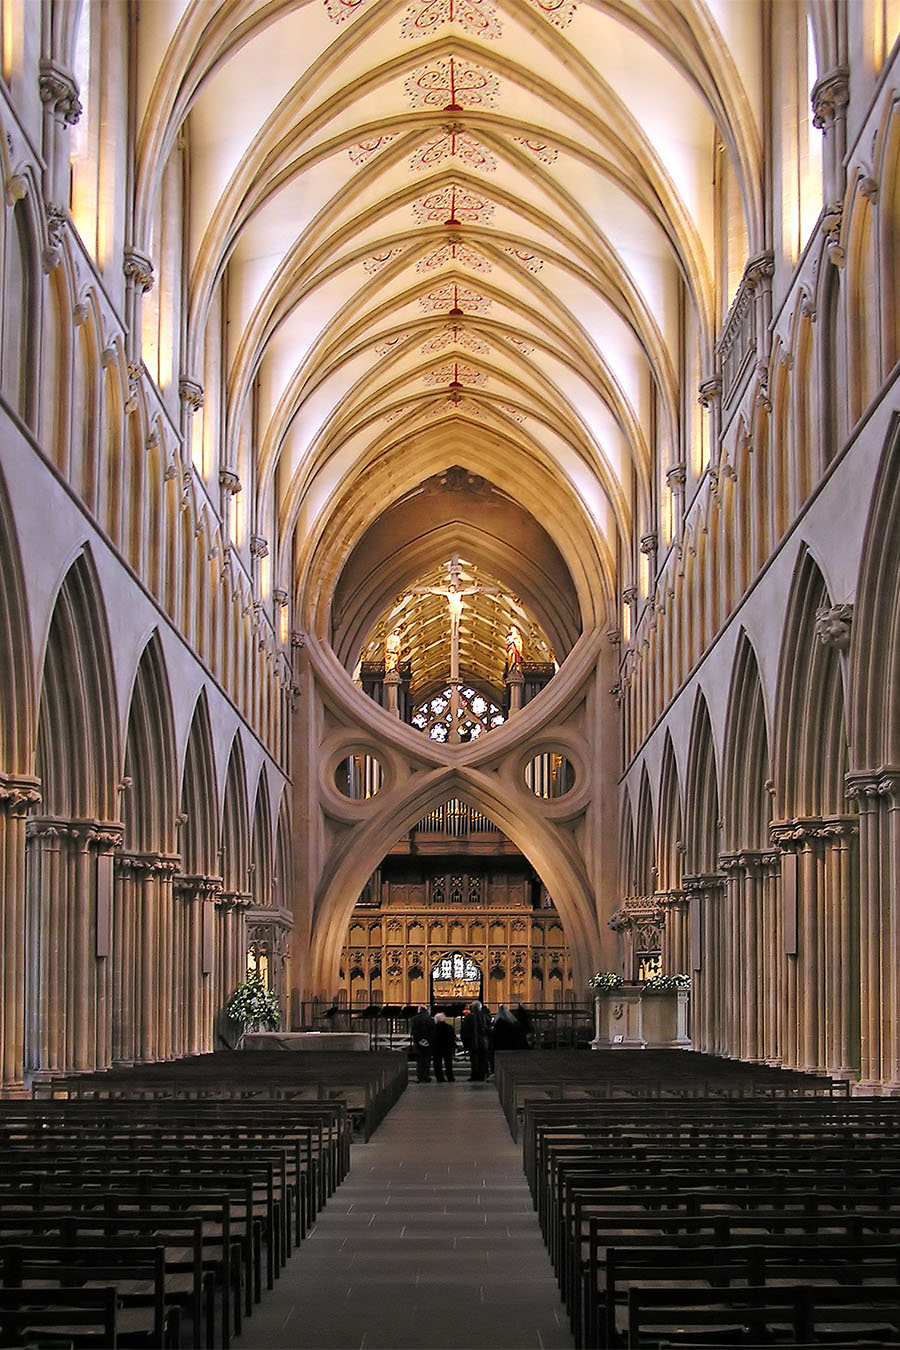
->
left=640, top=989, right=691, bottom=1048
left=591, top=990, right=643, bottom=1048
left=591, top=989, right=691, bottom=1049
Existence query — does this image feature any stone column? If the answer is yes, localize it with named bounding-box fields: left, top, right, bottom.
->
left=847, top=771, right=898, bottom=1091
left=719, top=854, right=745, bottom=1058
left=758, top=852, right=782, bottom=1065
left=112, top=854, right=141, bottom=1064
left=383, top=670, right=401, bottom=717
left=682, top=874, right=724, bottom=1054
left=0, top=775, right=41, bottom=1094
left=506, top=670, right=524, bottom=714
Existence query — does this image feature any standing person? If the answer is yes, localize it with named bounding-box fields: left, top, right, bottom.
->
left=513, top=1003, right=534, bottom=1049
left=432, top=1012, right=457, bottom=1082
left=409, top=1004, right=435, bottom=1083
left=460, top=1000, right=492, bottom=1081
left=492, top=1003, right=521, bottom=1056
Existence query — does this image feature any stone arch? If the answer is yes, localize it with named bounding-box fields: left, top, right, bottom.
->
left=684, top=691, right=721, bottom=875
left=844, top=183, right=877, bottom=426
left=634, top=768, right=655, bottom=895
left=221, top=733, right=250, bottom=895
left=657, top=733, right=684, bottom=893
left=878, top=99, right=900, bottom=372
left=250, top=769, right=273, bottom=907
left=774, top=546, right=850, bottom=819
left=122, top=631, right=177, bottom=854
left=619, top=787, right=635, bottom=896
left=179, top=689, right=219, bottom=877
left=0, top=462, right=33, bottom=776
left=310, top=770, right=599, bottom=995
left=35, top=548, right=119, bottom=821
left=722, top=631, right=772, bottom=852
left=1, top=194, right=40, bottom=428
left=850, top=414, right=900, bottom=768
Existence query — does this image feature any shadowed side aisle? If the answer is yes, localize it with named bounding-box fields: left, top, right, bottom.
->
left=232, top=1082, right=573, bottom=1350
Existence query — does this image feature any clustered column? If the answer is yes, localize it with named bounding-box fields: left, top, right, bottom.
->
left=25, top=817, right=124, bottom=1079
left=847, top=772, right=899, bottom=1092
left=682, top=874, right=725, bottom=1055
left=0, top=775, right=41, bottom=1093
left=771, top=817, right=859, bottom=1079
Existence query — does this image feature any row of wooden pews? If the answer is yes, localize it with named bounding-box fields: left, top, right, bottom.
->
left=498, top=1051, right=900, bottom=1348
left=0, top=1050, right=407, bottom=1347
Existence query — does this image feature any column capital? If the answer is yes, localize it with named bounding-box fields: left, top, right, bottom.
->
left=0, top=773, right=41, bottom=814
left=173, top=873, right=224, bottom=898
left=681, top=872, right=724, bottom=894
left=846, top=768, right=900, bottom=802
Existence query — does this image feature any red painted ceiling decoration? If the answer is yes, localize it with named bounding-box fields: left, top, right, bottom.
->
left=400, top=0, right=503, bottom=41
left=349, top=136, right=398, bottom=165
left=422, top=327, right=490, bottom=355
left=364, top=247, right=406, bottom=274
left=405, top=57, right=499, bottom=110
left=423, top=360, right=488, bottom=386
left=412, top=183, right=495, bottom=225
left=417, top=238, right=492, bottom=272
left=409, top=127, right=497, bottom=174
left=418, top=283, right=492, bottom=314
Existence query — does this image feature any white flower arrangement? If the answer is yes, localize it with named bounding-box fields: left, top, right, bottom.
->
left=225, top=970, right=282, bottom=1030
left=642, top=972, right=691, bottom=991
left=589, top=970, right=625, bottom=989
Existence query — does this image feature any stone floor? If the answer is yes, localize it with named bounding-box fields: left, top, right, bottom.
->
left=233, top=1078, right=574, bottom=1350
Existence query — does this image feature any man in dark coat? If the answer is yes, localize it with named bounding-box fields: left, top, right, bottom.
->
left=409, top=1004, right=435, bottom=1082
left=460, top=1000, right=492, bottom=1081
left=431, top=1012, right=457, bottom=1082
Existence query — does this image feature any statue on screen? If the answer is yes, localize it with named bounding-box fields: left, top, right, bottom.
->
left=384, top=630, right=402, bottom=674
left=505, top=624, right=523, bottom=673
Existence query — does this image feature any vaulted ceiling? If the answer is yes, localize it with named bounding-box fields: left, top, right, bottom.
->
left=135, top=0, right=762, bottom=682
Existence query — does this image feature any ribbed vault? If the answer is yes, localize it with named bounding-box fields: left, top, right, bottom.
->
left=133, top=0, right=764, bottom=635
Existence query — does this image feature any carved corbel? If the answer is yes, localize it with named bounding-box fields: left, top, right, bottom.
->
left=179, top=378, right=204, bottom=411
left=42, top=203, right=67, bottom=273
left=698, top=376, right=722, bottom=409
left=5, top=172, right=28, bottom=204
left=219, top=468, right=241, bottom=495
left=39, top=58, right=82, bottom=124
left=250, top=533, right=269, bottom=559
left=665, top=463, right=686, bottom=492
left=123, top=247, right=154, bottom=293
left=815, top=603, right=853, bottom=650
left=822, top=204, right=844, bottom=266
left=811, top=67, right=850, bottom=132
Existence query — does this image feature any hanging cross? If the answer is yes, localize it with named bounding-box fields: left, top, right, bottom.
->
left=407, top=554, right=499, bottom=740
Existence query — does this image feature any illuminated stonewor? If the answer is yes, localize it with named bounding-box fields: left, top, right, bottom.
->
left=357, top=552, right=557, bottom=741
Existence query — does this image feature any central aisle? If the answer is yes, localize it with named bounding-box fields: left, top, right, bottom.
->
left=234, top=1082, right=574, bottom=1350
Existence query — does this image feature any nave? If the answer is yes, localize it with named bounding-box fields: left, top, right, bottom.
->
left=232, top=1082, right=574, bottom=1350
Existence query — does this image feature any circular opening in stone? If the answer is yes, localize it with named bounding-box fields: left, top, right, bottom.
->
left=334, top=753, right=383, bottom=800
left=525, top=752, right=576, bottom=800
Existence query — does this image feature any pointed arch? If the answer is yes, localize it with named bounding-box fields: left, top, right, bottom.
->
left=311, top=768, right=600, bottom=994
left=850, top=414, right=900, bottom=767
left=122, top=631, right=177, bottom=854
left=657, top=732, right=684, bottom=893
left=179, top=689, right=219, bottom=876
left=273, top=787, right=291, bottom=913
left=634, top=767, right=655, bottom=895
left=723, top=631, right=771, bottom=851
left=250, top=768, right=273, bottom=907
left=221, top=733, right=250, bottom=895
left=0, top=463, right=33, bottom=775
left=620, top=788, right=636, bottom=896
left=684, top=691, right=721, bottom=875
left=774, top=547, right=849, bottom=819
left=35, top=549, right=119, bottom=821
